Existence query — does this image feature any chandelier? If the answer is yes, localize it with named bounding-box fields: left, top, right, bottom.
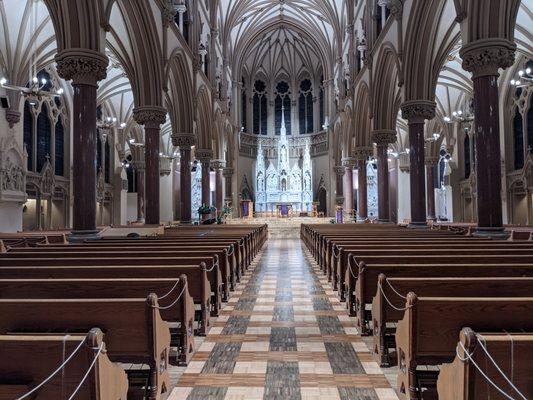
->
left=510, top=67, right=532, bottom=88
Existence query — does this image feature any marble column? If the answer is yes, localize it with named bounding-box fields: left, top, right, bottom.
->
left=223, top=167, right=234, bottom=209
left=333, top=166, right=345, bottom=209
left=173, top=134, right=196, bottom=224
left=212, top=160, right=225, bottom=211
left=401, top=101, right=436, bottom=228
left=460, top=39, right=516, bottom=237
left=133, top=161, right=146, bottom=223
left=133, top=107, right=167, bottom=226
left=342, top=157, right=356, bottom=214
left=371, top=130, right=396, bottom=223
left=55, top=50, right=108, bottom=241
left=425, top=156, right=439, bottom=221
left=197, top=149, right=213, bottom=208
left=354, top=147, right=373, bottom=221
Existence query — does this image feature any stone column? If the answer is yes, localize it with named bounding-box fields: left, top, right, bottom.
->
left=197, top=149, right=213, bottom=208
left=333, top=166, right=345, bottom=209
left=342, top=157, right=356, bottom=214
left=460, top=39, right=516, bottom=237
left=425, top=156, right=439, bottom=221
left=371, top=130, right=396, bottom=223
left=223, top=167, right=234, bottom=209
left=133, top=107, right=167, bottom=226
left=133, top=160, right=145, bottom=223
left=173, top=134, right=196, bottom=224
left=55, top=50, right=108, bottom=241
left=211, top=160, right=225, bottom=211
left=354, top=147, right=373, bottom=221
left=401, top=101, right=436, bottom=228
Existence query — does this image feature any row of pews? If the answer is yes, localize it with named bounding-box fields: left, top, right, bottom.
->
left=0, top=224, right=267, bottom=400
left=301, top=223, right=533, bottom=400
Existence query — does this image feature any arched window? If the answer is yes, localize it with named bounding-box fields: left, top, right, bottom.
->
left=275, top=81, right=291, bottom=135
left=464, top=134, right=471, bottom=179
left=513, top=107, right=524, bottom=170
left=319, top=76, right=325, bottom=129
left=23, top=101, right=33, bottom=171
left=36, top=104, right=51, bottom=173
left=298, top=79, right=314, bottom=134
left=55, top=116, right=64, bottom=176
left=252, top=80, right=267, bottom=135
left=241, top=77, right=247, bottom=131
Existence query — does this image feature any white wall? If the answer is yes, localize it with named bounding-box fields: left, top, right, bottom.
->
left=397, top=170, right=411, bottom=223
left=0, top=201, right=23, bottom=232
left=160, top=174, right=174, bottom=223
left=127, top=193, right=138, bottom=223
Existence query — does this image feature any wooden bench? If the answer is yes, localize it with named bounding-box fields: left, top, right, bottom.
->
left=437, top=328, right=533, bottom=400
left=0, top=275, right=195, bottom=365
left=371, top=275, right=533, bottom=366
left=0, top=264, right=212, bottom=336
left=0, top=328, right=128, bottom=400
left=395, top=294, right=533, bottom=400
left=0, top=294, right=171, bottom=400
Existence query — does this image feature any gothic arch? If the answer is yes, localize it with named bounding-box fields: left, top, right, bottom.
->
left=165, top=50, right=194, bottom=135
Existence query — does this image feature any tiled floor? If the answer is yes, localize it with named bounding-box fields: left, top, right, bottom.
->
left=169, top=238, right=399, bottom=400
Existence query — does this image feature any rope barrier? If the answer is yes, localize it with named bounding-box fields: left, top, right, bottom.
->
left=227, top=245, right=234, bottom=256
left=385, top=279, right=407, bottom=300
left=347, top=256, right=358, bottom=279
left=152, top=282, right=188, bottom=311
left=158, top=278, right=180, bottom=300
left=332, top=245, right=340, bottom=258
left=456, top=342, right=527, bottom=400
left=66, top=343, right=104, bottom=400
left=202, top=256, right=219, bottom=273
left=16, top=337, right=86, bottom=400
left=378, top=281, right=413, bottom=312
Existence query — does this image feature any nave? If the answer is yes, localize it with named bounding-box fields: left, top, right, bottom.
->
left=170, top=237, right=397, bottom=400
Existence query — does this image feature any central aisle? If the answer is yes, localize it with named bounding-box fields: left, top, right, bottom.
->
left=171, top=238, right=398, bottom=400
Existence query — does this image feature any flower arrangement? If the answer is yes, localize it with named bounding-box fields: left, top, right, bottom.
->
left=198, top=204, right=215, bottom=215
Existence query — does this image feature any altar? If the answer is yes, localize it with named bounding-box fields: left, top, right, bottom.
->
left=255, top=108, right=313, bottom=214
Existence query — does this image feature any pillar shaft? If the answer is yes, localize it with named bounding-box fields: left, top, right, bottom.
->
left=334, top=166, right=345, bottom=207
left=426, top=158, right=438, bottom=221
left=344, top=167, right=354, bottom=211
left=136, top=167, right=145, bottom=222
left=215, top=168, right=224, bottom=210
left=372, top=130, right=396, bottom=223
left=144, top=125, right=160, bottom=224
left=180, top=147, right=192, bottom=223
left=408, top=120, right=427, bottom=225
left=201, top=161, right=211, bottom=206
left=357, top=160, right=368, bottom=220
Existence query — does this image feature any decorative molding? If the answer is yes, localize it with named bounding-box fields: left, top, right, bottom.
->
left=222, top=167, right=234, bottom=177
left=196, top=149, right=213, bottom=162
left=0, top=135, right=27, bottom=203
left=55, top=49, right=108, bottom=85
left=211, top=159, right=225, bottom=170
left=5, top=110, right=21, bottom=128
left=425, top=156, right=440, bottom=167
left=342, top=157, right=357, bottom=168
left=353, top=147, right=373, bottom=161
left=460, top=38, right=517, bottom=78
left=173, top=133, right=196, bottom=148
left=371, top=130, right=397, bottom=146
left=378, top=0, right=403, bottom=18
left=333, top=166, right=346, bottom=176
left=400, top=100, right=436, bottom=121
left=133, top=106, right=167, bottom=128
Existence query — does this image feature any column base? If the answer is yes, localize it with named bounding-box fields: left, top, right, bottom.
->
left=357, top=217, right=370, bottom=224
left=377, top=219, right=393, bottom=224
left=68, top=230, right=101, bottom=243
left=407, top=222, right=429, bottom=229
left=473, top=227, right=510, bottom=239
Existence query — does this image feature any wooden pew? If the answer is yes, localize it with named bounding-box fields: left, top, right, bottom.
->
left=395, top=294, right=533, bottom=400
left=371, top=275, right=533, bottom=366
left=437, top=328, right=533, bottom=400
left=347, top=257, right=533, bottom=329
left=0, top=264, right=212, bottom=335
left=0, top=275, right=196, bottom=365
left=0, top=295, right=171, bottom=400
left=0, top=328, right=128, bottom=400
left=0, top=255, right=224, bottom=316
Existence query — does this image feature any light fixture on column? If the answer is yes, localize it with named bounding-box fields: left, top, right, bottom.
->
left=443, top=108, right=474, bottom=124
left=425, top=132, right=441, bottom=142
left=510, top=67, right=532, bottom=88
left=97, top=116, right=118, bottom=131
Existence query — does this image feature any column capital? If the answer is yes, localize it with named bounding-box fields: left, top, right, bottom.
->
left=196, top=149, right=213, bottom=162
left=211, top=159, right=225, bottom=170
left=342, top=157, right=357, bottom=168
left=333, top=166, right=346, bottom=176
left=55, top=49, right=108, bottom=85
left=460, top=38, right=516, bottom=78
left=222, top=167, right=234, bottom=177
left=133, top=106, right=167, bottom=128
left=132, top=160, right=146, bottom=171
left=401, top=100, right=436, bottom=122
left=335, top=197, right=345, bottom=206
left=173, top=133, right=196, bottom=149
left=5, top=109, right=21, bottom=128
left=425, top=156, right=440, bottom=167
left=371, top=130, right=397, bottom=146
left=353, top=146, right=373, bottom=161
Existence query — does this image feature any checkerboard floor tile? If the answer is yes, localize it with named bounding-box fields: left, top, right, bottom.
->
left=172, top=238, right=399, bottom=400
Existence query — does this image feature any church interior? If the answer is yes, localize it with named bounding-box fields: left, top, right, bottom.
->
left=0, top=0, right=532, bottom=399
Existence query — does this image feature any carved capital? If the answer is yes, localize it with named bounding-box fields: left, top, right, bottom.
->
left=5, top=110, right=21, bottom=128
left=401, top=100, right=436, bottom=122
left=335, top=196, right=345, bottom=206
left=342, top=157, right=357, bottom=168
left=371, top=130, right=397, bottom=146
left=162, top=2, right=178, bottom=27
left=223, top=167, right=234, bottom=177
left=333, top=166, right=346, bottom=177
left=132, top=160, right=146, bottom=171
left=460, top=38, right=516, bottom=78
left=211, top=159, right=225, bottom=170
left=353, top=146, right=373, bottom=161
left=378, top=0, right=403, bottom=18
left=425, top=156, right=440, bottom=167
left=196, top=149, right=213, bottom=163
left=172, top=133, right=196, bottom=149
left=55, top=49, right=108, bottom=85
left=133, top=106, right=167, bottom=128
